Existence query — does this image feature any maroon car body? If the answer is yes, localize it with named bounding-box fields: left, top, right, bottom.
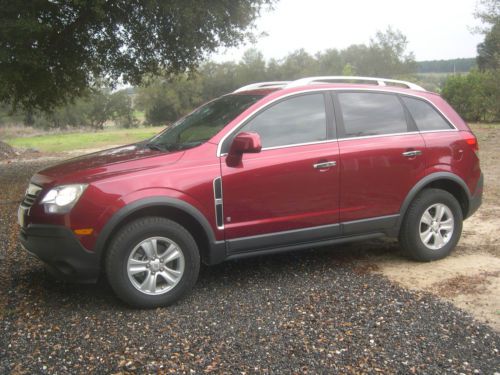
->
left=18, top=78, right=483, bottom=306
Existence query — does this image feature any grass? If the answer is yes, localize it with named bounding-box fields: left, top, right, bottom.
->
left=133, top=110, right=146, bottom=123
left=470, top=122, right=500, bottom=130
left=5, top=126, right=165, bottom=153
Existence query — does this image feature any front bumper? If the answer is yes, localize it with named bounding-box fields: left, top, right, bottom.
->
left=20, top=225, right=100, bottom=283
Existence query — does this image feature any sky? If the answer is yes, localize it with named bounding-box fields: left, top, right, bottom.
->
left=212, top=0, right=484, bottom=62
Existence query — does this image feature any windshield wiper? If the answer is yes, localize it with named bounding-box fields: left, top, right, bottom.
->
left=146, top=139, right=208, bottom=152
left=177, top=140, right=210, bottom=150
left=145, top=143, right=166, bottom=151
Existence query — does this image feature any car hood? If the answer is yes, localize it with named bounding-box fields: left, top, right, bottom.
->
left=32, top=143, right=183, bottom=186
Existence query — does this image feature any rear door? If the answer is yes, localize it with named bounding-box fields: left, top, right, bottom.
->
left=333, top=91, right=426, bottom=228
left=219, top=92, right=340, bottom=251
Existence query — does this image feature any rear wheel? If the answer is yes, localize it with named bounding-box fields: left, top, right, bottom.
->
left=106, top=217, right=200, bottom=308
left=399, top=188, right=463, bottom=261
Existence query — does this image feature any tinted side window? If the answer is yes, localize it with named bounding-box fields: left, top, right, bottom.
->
left=402, top=96, right=453, bottom=131
left=338, top=92, right=408, bottom=137
left=242, top=93, right=327, bottom=148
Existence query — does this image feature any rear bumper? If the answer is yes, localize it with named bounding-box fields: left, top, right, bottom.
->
left=20, top=225, right=100, bottom=283
left=466, top=173, right=483, bottom=219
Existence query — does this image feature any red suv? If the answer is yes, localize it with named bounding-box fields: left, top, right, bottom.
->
left=19, top=76, right=483, bottom=307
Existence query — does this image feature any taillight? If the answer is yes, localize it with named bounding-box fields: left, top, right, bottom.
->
left=461, top=131, right=479, bottom=154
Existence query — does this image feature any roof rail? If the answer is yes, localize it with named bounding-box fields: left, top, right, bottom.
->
left=286, top=76, right=426, bottom=91
left=233, top=81, right=291, bottom=93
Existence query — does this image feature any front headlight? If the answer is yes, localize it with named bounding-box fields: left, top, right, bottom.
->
left=41, top=184, right=88, bottom=214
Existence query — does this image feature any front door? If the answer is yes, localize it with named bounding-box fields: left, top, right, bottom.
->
left=219, top=92, right=340, bottom=252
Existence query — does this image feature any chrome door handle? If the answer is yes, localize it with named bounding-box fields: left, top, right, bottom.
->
left=402, top=150, right=422, bottom=157
left=313, top=161, right=337, bottom=169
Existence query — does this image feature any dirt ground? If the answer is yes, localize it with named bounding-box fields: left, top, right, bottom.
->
left=352, top=124, right=500, bottom=331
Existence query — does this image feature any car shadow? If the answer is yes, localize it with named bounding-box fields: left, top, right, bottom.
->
left=16, top=238, right=402, bottom=310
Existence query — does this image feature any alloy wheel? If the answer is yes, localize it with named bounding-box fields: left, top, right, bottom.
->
left=127, top=236, right=185, bottom=295
left=419, top=203, right=455, bottom=250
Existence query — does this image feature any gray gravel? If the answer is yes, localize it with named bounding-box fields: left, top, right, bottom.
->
left=1, top=161, right=499, bottom=374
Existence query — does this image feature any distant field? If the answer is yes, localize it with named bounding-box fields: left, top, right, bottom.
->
left=5, top=126, right=165, bottom=153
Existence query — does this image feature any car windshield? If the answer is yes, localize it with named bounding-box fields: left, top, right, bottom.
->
left=146, top=94, right=263, bottom=151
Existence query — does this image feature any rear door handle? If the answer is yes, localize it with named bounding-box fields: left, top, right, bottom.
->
left=313, top=161, right=337, bottom=169
left=402, top=150, right=422, bottom=157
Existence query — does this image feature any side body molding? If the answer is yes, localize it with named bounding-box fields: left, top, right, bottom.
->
left=396, top=172, right=472, bottom=232
left=94, top=196, right=226, bottom=264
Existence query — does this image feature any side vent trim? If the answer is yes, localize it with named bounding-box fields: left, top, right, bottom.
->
left=213, top=177, right=224, bottom=229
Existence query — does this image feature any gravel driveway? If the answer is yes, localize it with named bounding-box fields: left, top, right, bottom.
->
left=1, top=161, right=499, bottom=374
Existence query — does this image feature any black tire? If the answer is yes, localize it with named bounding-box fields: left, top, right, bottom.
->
left=399, top=188, right=463, bottom=261
left=105, top=216, right=200, bottom=308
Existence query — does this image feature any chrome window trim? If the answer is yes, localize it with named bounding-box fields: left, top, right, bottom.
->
left=259, top=138, right=337, bottom=152
left=225, top=129, right=458, bottom=153
left=419, top=129, right=459, bottom=134
left=338, top=131, right=419, bottom=142
left=216, top=87, right=458, bottom=157
left=337, top=129, right=457, bottom=142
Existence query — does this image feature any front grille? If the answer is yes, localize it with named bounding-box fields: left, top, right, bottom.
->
left=21, top=183, right=42, bottom=208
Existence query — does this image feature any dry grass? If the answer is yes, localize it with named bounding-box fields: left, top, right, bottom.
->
left=432, top=271, right=500, bottom=298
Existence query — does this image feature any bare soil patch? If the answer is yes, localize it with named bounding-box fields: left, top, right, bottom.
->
left=364, top=253, right=500, bottom=330
left=357, top=124, right=500, bottom=331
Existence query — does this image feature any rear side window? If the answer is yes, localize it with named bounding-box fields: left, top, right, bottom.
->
left=338, top=92, right=408, bottom=137
left=402, top=96, right=453, bottom=131
left=242, top=93, right=327, bottom=148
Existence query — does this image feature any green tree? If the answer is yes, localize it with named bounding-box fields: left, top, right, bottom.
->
left=342, top=63, right=355, bottom=76
left=24, top=88, right=135, bottom=130
left=136, top=82, right=181, bottom=125
left=199, top=61, right=240, bottom=99
left=109, top=90, right=138, bottom=129
left=135, top=75, right=202, bottom=125
left=85, top=90, right=113, bottom=130
left=442, top=70, right=499, bottom=122
left=367, top=27, right=416, bottom=76
left=316, top=49, right=343, bottom=75
left=477, top=18, right=500, bottom=70
left=0, top=0, right=273, bottom=112
left=278, top=49, right=318, bottom=79
left=339, top=44, right=371, bottom=75
left=237, top=49, right=268, bottom=86
left=473, top=0, right=500, bottom=32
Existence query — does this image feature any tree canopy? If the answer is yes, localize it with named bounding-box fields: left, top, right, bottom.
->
left=474, top=0, right=500, bottom=32
left=1, top=27, right=422, bottom=129
left=474, top=0, right=500, bottom=70
left=0, top=0, right=273, bottom=111
left=477, top=18, right=500, bottom=70
left=442, top=0, right=500, bottom=122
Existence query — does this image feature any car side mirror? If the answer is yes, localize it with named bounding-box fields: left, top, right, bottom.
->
left=226, top=132, right=262, bottom=167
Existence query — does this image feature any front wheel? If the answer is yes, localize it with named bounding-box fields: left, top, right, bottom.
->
left=105, top=217, right=200, bottom=308
left=399, top=188, right=463, bottom=261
